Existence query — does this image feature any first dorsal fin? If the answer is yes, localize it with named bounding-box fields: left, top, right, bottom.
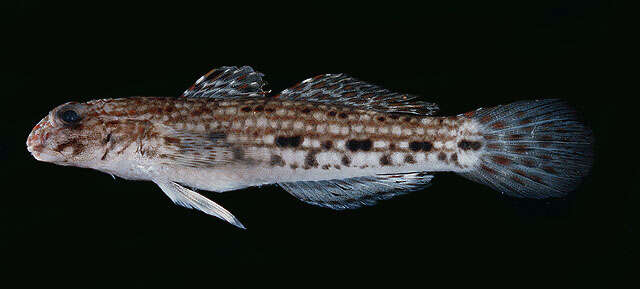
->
left=181, top=66, right=268, bottom=99
left=276, top=74, right=439, bottom=115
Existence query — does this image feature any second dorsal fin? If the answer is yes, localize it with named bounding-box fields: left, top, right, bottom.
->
left=181, top=66, right=268, bottom=99
left=276, top=74, right=439, bottom=115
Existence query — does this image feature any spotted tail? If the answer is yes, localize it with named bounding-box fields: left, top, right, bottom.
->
left=459, top=99, right=593, bottom=198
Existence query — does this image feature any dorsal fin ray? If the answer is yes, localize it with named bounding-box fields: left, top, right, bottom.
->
left=181, top=66, right=268, bottom=99
left=276, top=74, right=439, bottom=115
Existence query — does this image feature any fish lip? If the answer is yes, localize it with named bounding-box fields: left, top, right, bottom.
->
left=29, top=148, right=62, bottom=163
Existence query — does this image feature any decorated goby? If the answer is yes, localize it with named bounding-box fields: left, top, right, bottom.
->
left=26, top=66, right=593, bottom=229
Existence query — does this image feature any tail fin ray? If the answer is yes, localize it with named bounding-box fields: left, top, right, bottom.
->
left=459, top=99, right=593, bottom=198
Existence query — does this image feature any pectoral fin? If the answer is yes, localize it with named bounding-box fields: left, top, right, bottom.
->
left=158, top=124, right=260, bottom=169
left=154, top=179, right=246, bottom=229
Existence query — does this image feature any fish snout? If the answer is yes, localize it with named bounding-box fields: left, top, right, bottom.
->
left=26, top=116, right=56, bottom=161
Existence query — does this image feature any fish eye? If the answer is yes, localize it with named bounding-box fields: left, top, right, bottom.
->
left=58, top=109, right=81, bottom=124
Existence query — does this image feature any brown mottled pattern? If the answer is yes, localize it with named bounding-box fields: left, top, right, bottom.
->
left=79, top=97, right=480, bottom=169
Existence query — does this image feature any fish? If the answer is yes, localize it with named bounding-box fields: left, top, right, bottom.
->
left=26, top=66, right=594, bottom=229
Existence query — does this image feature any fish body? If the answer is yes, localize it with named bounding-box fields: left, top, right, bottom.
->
left=27, top=66, right=593, bottom=228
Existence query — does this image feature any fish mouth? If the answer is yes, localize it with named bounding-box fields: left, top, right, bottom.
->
left=28, top=147, right=64, bottom=163
left=26, top=115, right=60, bottom=163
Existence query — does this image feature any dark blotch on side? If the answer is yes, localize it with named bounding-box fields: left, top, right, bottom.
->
left=341, top=155, right=351, bottom=166
left=304, top=151, right=319, bottom=169
left=276, top=136, right=302, bottom=148
left=322, top=140, right=333, bottom=150
left=346, top=139, right=372, bottom=152
left=232, top=147, right=245, bottom=160
left=208, top=132, right=227, bottom=142
left=404, top=155, right=416, bottom=164
left=380, top=154, right=392, bottom=166
left=270, top=155, right=285, bottom=167
left=240, top=106, right=251, bottom=112
left=458, top=140, right=482, bottom=151
left=409, top=141, right=432, bottom=152
left=438, top=152, right=447, bottom=161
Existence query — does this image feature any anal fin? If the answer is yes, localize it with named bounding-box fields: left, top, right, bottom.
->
left=154, top=179, right=246, bottom=229
left=278, top=172, right=434, bottom=210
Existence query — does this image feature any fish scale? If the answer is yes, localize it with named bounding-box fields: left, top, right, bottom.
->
left=27, top=66, right=593, bottom=229
left=88, top=97, right=477, bottom=174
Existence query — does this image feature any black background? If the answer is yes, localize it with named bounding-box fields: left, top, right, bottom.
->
left=5, top=0, right=631, bottom=286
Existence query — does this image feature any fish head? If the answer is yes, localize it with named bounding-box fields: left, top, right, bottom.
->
left=27, top=101, right=110, bottom=167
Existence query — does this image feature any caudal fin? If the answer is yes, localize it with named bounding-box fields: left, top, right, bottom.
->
left=459, top=99, right=593, bottom=198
